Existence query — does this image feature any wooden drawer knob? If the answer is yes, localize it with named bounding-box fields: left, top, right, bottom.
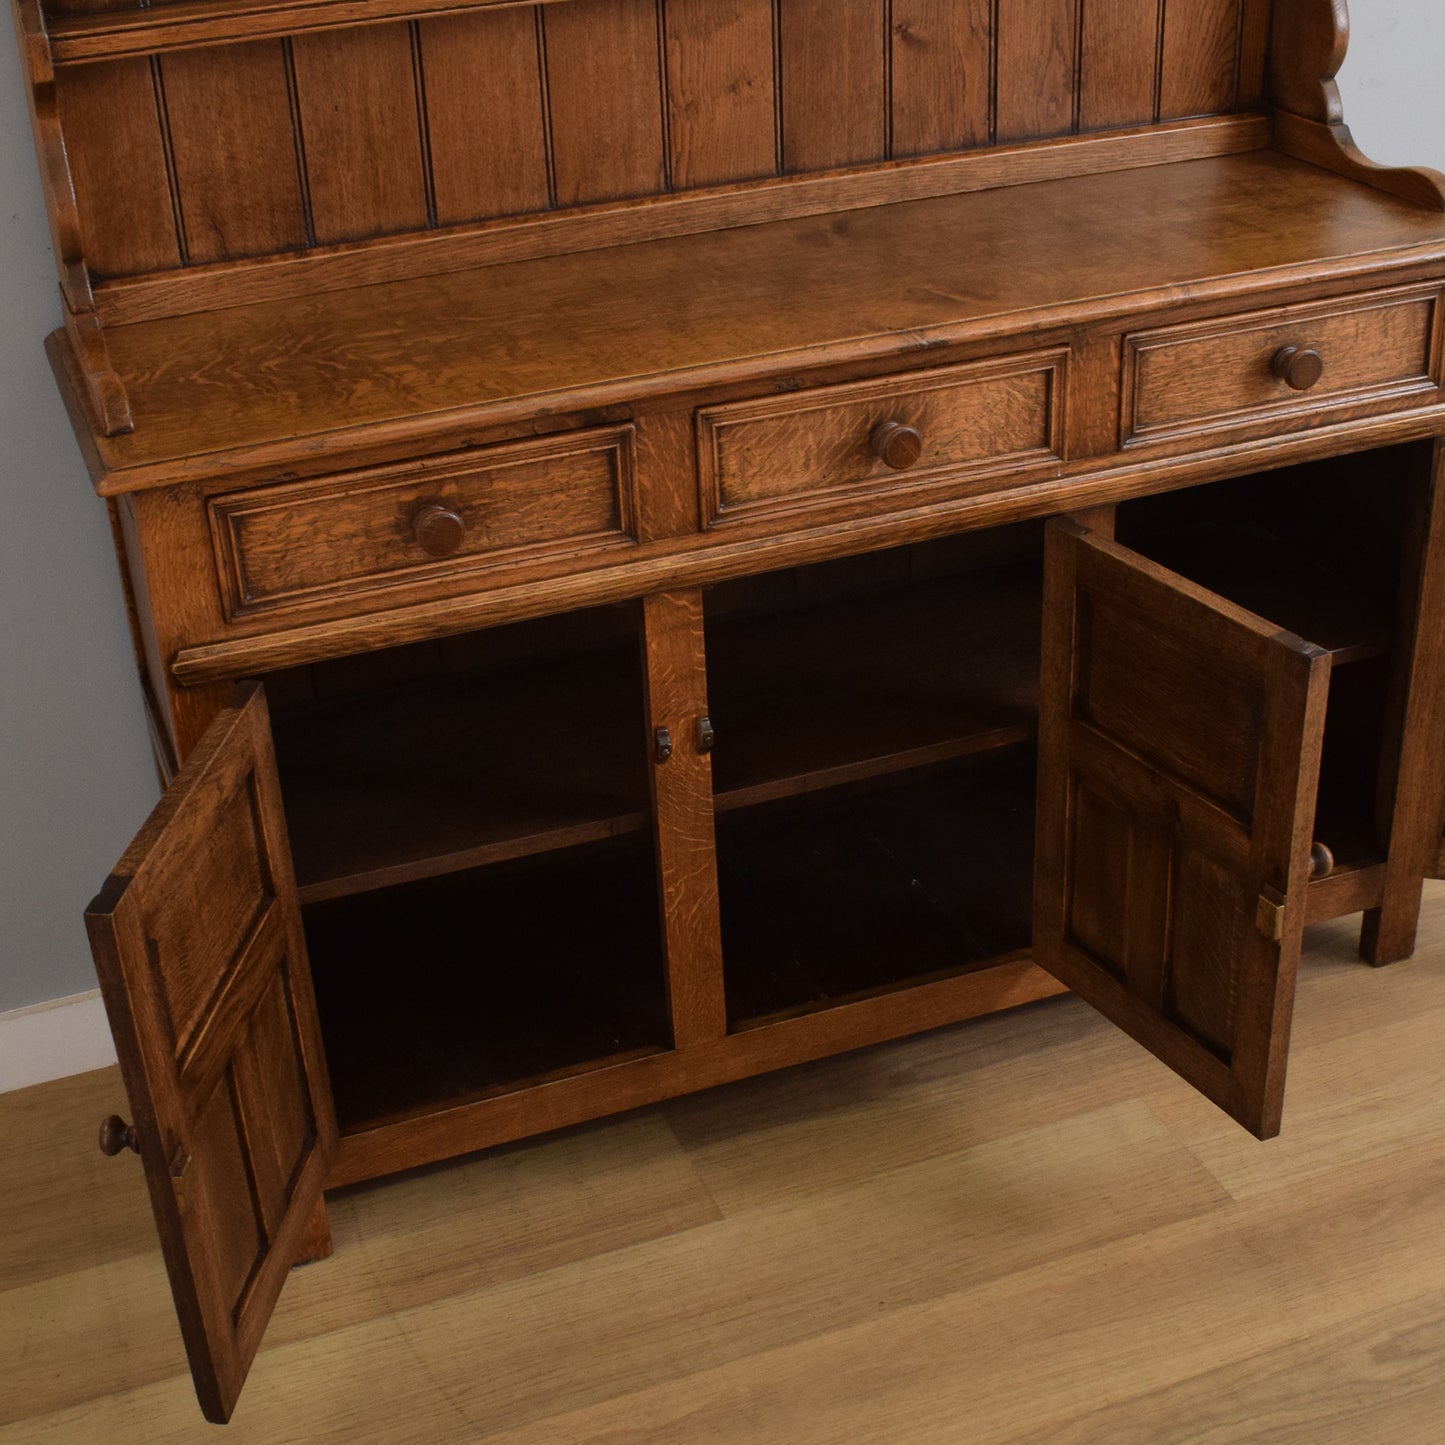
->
left=1271, top=346, right=1325, bottom=392
left=1309, top=841, right=1335, bottom=881
left=412, top=503, right=466, bottom=558
left=99, top=1115, right=139, bottom=1156
left=870, top=421, right=924, bottom=471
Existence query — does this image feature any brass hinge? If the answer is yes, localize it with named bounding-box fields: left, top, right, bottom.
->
left=1255, top=889, right=1286, bottom=943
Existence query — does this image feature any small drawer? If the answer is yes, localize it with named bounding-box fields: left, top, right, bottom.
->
left=210, top=425, right=638, bottom=618
left=696, top=350, right=1067, bottom=530
left=1123, top=284, right=1443, bottom=445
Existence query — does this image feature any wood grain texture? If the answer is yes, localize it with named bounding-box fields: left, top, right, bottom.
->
left=8, top=897, right=1445, bottom=1437
left=777, top=0, right=886, bottom=171
left=663, top=0, right=777, bottom=189
left=208, top=424, right=637, bottom=617
left=290, top=23, right=429, bottom=244
left=1079, top=0, right=1159, bottom=132
left=696, top=350, right=1065, bottom=531
left=1033, top=519, right=1332, bottom=1138
left=1237, top=0, right=1272, bottom=107
left=83, top=686, right=336, bottom=1423
left=1273, top=111, right=1445, bottom=214
left=68, top=150, right=1445, bottom=493
left=1123, top=284, right=1444, bottom=445
left=1270, top=0, right=1349, bottom=125
left=889, top=0, right=992, bottom=157
left=38, top=0, right=1262, bottom=298
left=1160, top=0, right=1239, bottom=121
left=543, top=0, right=667, bottom=206
left=54, top=56, right=179, bottom=276
left=419, top=7, right=552, bottom=224
left=1362, top=442, right=1445, bottom=961
left=995, top=0, right=1079, bottom=143
left=159, top=41, right=308, bottom=263
left=12, top=0, right=95, bottom=311
left=642, top=589, right=727, bottom=1047
left=87, top=114, right=1268, bottom=331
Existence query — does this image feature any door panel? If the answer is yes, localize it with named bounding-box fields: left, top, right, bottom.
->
left=1035, top=520, right=1331, bottom=1138
left=86, top=685, right=335, bottom=1423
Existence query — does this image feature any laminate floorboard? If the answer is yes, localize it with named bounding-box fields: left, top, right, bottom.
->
left=3, top=885, right=1443, bottom=1442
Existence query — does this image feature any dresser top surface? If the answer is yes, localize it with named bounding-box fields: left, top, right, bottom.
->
left=61, top=149, right=1445, bottom=493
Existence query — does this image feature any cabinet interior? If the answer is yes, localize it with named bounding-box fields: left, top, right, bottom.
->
left=1117, top=441, right=1423, bottom=881
left=266, top=602, right=671, bottom=1135
left=257, top=445, right=1422, bottom=1131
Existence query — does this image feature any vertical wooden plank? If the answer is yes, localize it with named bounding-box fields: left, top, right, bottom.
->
left=663, top=0, right=776, bottom=189
left=1160, top=0, right=1240, bottom=119
left=1237, top=0, right=1272, bottom=108
left=1361, top=442, right=1445, bottom=964
left=160, top=42, right=308, bottom=264
left=544, top=0, right=668, bottom=207
left=890, top=0, right=992, bottom=157
left=1078, top=0, right=1160, bottom=131
left=778, top=0, right=886, bottom=172
left=995, top=0, right=1080, bottom=143
left=1067, top=331, right=1125, bottom=460
left=635, top=410, right=701, bottom=541
left=55, top=59, right=179, bottom=276
left=420, top=8, right=552, bottom=224
left=291, top=24, right=429, bottom=245
left=642, top=590, right=727, bottom=1049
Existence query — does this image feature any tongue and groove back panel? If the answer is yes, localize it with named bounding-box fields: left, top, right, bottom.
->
left=47, top=0, right=1272, bottom=282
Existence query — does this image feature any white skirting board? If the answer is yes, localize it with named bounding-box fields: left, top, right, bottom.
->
left=0, top=990, right=117, bottom=1093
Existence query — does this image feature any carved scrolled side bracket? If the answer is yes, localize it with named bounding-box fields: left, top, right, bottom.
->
left=11, top=0, right=134, bottom=433
left=1270, top=0, right=1445, bottom=212
left=63, top=297, right=134, bottom=436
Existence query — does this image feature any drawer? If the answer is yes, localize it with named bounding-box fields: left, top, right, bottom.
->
left=209, top=425, right=638, bottom=618
left=696, top=350, right=1067, bottom=530
left=1123, top=284, right=1443, bottom=445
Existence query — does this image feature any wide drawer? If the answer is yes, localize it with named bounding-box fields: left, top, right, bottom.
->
left=696, top=350, right=1067, bottom=530
left=1122, top=284, right=1443, bottom=445
left=209, top=425, right=638, bottom=618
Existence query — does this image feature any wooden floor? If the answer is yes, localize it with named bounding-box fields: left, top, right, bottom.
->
left=4, top=889, right=1445, bottom=1442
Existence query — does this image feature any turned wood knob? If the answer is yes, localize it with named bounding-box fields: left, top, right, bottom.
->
left=411, top=503, right=466, bottom=558
left=1309, top=841, right=1335, bottom=881
left=1271, top=346, right=1325, bottom=392
left=870, top=420, right=924, bottom=471
left=99, top=1115, right=139, bottom=1157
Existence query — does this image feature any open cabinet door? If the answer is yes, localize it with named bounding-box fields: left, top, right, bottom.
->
left=86, top=685, right=336, bottom=1423
left=1034, top=520, right=1331, bottom=1139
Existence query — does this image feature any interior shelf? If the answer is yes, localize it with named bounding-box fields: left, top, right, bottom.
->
left=273, top=636, right=651, bottom=904
left=276, top=557, right=1043, bottom=904
left=304, top=833, right=671, bottom=1135
left=718, top=752, right=1037, bottom=1030
left=708, top=561, right=1043, bottom=812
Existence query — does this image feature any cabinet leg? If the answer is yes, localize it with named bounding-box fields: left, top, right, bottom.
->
left=1359, top=889, right=1424, bottom=968
left=292, top=1195, right=334, bottom=1267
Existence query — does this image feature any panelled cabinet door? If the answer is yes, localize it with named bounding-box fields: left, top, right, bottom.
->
left=1034, top=520, right=1332, bottom=1139
left=85, top=685, right=336, bottom=1423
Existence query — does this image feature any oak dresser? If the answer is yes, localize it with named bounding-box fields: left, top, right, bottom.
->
left=12, top=0, right=1445, bottom=1421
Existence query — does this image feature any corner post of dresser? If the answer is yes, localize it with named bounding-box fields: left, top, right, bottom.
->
left=1268, top=0, right=1445, bottom=212
left=1360, top=439, right=1445, bottom=965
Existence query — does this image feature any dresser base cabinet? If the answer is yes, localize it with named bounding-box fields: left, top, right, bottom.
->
left=85, top=443, right=1435, bottom=1420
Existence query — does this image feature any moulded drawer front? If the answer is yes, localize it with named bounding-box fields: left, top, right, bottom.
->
left=697, top=351, right=1067, bottom=530
left=1124, top=285, right=1443, bottom=444
left=210, top=425, right=638, bottom=617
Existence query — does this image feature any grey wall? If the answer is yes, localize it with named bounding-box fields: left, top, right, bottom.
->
left=1, top=52, right=158, bottom=1013
left=1, top=4, right=1443, bottom=1013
